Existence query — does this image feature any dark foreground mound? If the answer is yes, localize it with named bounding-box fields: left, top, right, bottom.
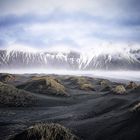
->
left=10, top=123, right=79, bottom=140
left=0, top=82, right=37, bottom=107
left=17, top=76, right=68, bottom=96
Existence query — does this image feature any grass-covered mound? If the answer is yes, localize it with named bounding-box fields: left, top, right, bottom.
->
left=112, top=85, right=126, bottom=94
left=126, top=81, right=138, bottom=90
left=67, top=77, right=95, bottom=91
left=0, top=73, right=15, bottom=83
left=100, top=80, right=111, bottom=92
left=17, top=76, right=68, bottom=96
left=0, top=82, right=37, bottom=107
left=130, top=85, right=140, bottom=93
left=10, top=123, right=79, bottom=140
left=100, top=80, right=109, bottom=87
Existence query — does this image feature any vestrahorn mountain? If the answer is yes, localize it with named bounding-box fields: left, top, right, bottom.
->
left=0, top=47, right=139, bottom=70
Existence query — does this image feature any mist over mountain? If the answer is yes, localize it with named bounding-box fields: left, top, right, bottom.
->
left=0, top=46, right=139, bottom=70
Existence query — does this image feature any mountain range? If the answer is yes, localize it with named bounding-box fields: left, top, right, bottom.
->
left=0, top=47, right=140, bottom=70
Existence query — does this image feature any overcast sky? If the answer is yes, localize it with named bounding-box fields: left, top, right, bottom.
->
left=0, top=0, right=140, bottom=51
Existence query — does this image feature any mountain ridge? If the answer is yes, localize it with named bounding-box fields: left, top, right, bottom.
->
left=0, top=48, right=140, bottom=70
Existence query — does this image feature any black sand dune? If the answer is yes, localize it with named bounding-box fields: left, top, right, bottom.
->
left=0, top=82, right=37, bottom=107
left=0, top=74, right=140, bottom=140
left=17, top=76, right=68, bottom=96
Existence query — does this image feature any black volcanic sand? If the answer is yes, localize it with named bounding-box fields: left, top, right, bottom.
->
left=0, top=73, right=140, bottom=140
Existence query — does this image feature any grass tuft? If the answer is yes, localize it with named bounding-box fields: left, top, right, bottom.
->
left=0, top=82, right=37, bottom=107
left=17, top=76, right=68, bottom=96
left=112, top=85, right=126, bottom=94
left=10, top=123, right=79, bottom=140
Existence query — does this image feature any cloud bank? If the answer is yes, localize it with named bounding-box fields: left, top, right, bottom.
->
left=0, top=0, right=140, bottom=50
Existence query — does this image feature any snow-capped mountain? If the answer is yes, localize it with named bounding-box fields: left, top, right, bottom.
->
left=0, top=46, right=140, bottom=70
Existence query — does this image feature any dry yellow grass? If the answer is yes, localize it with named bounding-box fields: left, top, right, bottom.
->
left=80, top=83, right=95, bottom=91
left=100, top=80, right=111, bottom=91
left=19, top=76, right=68, bottom=96
left=0, top=82, right=37, bottom=107
left=112, top=85, right=126, bottom=94
left=11, top=123, right=79, bottom=140
left=100, top=80, right=109, bottom=87
left=126, top=81, right=138, bottom=89
left=130, top=102, right=140, bottom=113
left=68, top=77, right=95, bottom=91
